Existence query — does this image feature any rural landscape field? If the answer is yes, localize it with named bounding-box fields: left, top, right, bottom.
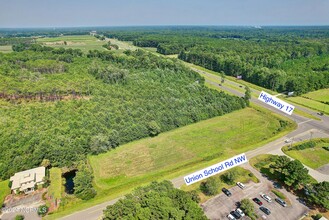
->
left=0, top=1, right=329, bottom=220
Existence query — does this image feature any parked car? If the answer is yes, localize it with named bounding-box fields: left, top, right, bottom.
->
left=275, top=198, right=287, bottom=207
left=260, top=193, right=272, bottom=202
left=235, top=208, right=245, bottom=217
left=222, top=188, right=232, bottom=197
left=260, top=206, right=271, bottom=215
left=236, top=182, right=245, bottom=189
left=253, top=197, right=263, bottom=206
left=227, top=214, right=236, bottom=220
left=230, top=210, right=241, bottom=219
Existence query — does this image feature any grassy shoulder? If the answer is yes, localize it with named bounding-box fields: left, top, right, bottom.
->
left=47, top=107, right=295, bottom=219
left=181, top=167, right=259, bottom=203
left=287, top=96, right=329, bottom=115
left=302, top=88, right=329, bottom=104
left=0, top=180, right=10, bottom=207
left=48, top=168, right=62, bottom=200
left=282, top=138, right=329, bottom=169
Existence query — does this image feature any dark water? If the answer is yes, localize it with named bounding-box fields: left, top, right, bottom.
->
left=63, top=170, right=76, bottom=194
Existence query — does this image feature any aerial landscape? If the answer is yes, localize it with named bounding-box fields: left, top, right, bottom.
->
left=0, top=0, right=328, bottom=220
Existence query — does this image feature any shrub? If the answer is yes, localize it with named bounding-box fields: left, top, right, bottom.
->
left=221, top=170, right=237, bottom=185
left=15, top=215, right=24, bottom=220
left=293, top=141, right=316, bottom=151
left=240, top=199, right=258, bottom=220
left=200, top=177, right=219, bottom=196
left=37, top=205, right=48, bottom=216
left=271, top=189, right=286, bottom=200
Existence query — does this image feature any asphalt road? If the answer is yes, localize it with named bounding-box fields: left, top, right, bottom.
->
left=59, top=66, right=329, bottom=220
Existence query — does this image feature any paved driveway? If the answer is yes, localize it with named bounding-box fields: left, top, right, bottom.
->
left=202, top=164, right=309, bottom=220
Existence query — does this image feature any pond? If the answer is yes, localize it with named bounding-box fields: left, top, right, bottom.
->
left=63, top=170, right=76, bottom=194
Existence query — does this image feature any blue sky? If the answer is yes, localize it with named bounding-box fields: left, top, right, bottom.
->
left=0, top=0, right=328, bottom=27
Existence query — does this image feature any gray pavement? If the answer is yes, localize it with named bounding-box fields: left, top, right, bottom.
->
left=202, top=163, right=309, bottom=220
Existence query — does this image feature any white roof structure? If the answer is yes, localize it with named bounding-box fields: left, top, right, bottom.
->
left=10, top=167, right=46, bottom=191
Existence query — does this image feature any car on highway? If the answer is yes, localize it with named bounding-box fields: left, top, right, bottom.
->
left=285, top=139, right=292, bottom=143
left=260, top=206, right=271, bottom=215
left=260, top=193, right=272, bottom=202
left=275, top=198, right=287, bottom=207
left=235, top=208, right=245, bottom=217
left=253, top=197, right=263, bottom=206
left=222, top=188, right=232, bottom=197
left=317, top=112, right=324, bottom=116
left=230, top=210, right=241, bottom=219
left=227, top=213, right=236, bottom=220
left=236, top=182, right=245, bottom=189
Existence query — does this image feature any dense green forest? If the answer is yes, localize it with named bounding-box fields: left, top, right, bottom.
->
left=0, top=44, right=245, bottom=179
left=103, top=181, right=207, bottom=220
left=101, top=26, right=329, bottom=95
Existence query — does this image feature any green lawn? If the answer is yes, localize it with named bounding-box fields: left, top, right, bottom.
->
left=48, top=168, right=62, bottom=200
left=0, top=180, right=10, bottom=207
left=287, top=96, right=329, bottom=115
left=36, top=35, right=107, bottom=53
left=181, top=167, right=259, bottom=203
left=0, top=45, right=13, bottom=53
left=282, top=139, right=329, bottom=169
left=302, top=88, right=329, bottom=103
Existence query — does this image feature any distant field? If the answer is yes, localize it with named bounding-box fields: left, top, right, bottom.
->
left=0, top=45, right=13, bottom=53
left=36, top=35, right=107, bottom=53
left=89, top=107, right=293, bottom=192
left=282, top=138, right=329, bottom=169
left=287, top=96, right=329, bottom=115
left=0, top=180, right=10, bottom=207
left=302, top=88, right=329, bottom=103
left=107, top=38, right=138, bottom=51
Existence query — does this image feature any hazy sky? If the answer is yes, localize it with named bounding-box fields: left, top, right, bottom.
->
left=1, top=0, right=328, bottom=28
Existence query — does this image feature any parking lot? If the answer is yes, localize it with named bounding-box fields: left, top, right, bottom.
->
left=202, top=164, right=309, bottom=220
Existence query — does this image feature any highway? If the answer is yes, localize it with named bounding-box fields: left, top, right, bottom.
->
left=59, top=64, right=329, bottom=220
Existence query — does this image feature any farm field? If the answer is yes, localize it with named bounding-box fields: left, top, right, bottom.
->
left=282, top=139, right=329, bottom=169
left=302, top=88, right=329, bottom=103
left=36, top=35, right=107, bottom=53
left=0, top=45, right=13, bottom=53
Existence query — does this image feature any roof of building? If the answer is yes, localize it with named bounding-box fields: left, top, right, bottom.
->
left=10, top=167, right=46, bottom=190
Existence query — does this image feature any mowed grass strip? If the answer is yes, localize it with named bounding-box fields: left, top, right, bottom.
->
left=0, top=45, right=13, bottom=53
left=89, top=108, right=290, bottom=191
left=282, top=139, right=329, bottom=169
left=0, top=180, right=10, bottom=207
left=287, top=96, right=329, bottom=115
left=302, top=88, right=329, bottom=103
left=48, top=168, right=62, bottom=200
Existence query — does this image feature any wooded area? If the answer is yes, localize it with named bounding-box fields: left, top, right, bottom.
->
left=0, top=43, right=246, bottom=179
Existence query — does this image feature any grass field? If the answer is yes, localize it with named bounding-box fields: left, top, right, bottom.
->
left=46, top=107, right=295, bottom=219
left=282, top=139, right=329, bottom=169
left=287, top=96, right=329, bottom=115
left=0, top=180, right=10, bottom=207
left=48, top=168, right=62, bottom=200
left=36, top=35, right=107, bottom=53
left=0, top=45, right=13, bottom=53
left=181, top=166, right=259, bottom=203
left=302, top=88, right=329, bottom=103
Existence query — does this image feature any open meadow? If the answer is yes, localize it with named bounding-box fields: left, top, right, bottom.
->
left=36, top=35, right=107, bottom=53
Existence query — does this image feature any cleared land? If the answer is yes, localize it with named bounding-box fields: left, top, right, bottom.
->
left=302, top=88, right=329, bottom=103
left=36, top=35, right=107, bottom=53
left=0, top=180, right=10, bottom=207
left=89, top=107, right=292, bottom=192
left=282, top=139, right=329, bottom=169
left=48, top=168, right=62, bottom=200
left=0, top=45, right=13, bottom=53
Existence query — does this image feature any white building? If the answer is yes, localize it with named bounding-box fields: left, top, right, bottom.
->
left=10, top=167, right=46, bottom=194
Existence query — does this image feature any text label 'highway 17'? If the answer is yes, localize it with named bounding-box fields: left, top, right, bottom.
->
left=258, top=91, right=295, bottom=115
left=184, top=153, right=248, bottom=185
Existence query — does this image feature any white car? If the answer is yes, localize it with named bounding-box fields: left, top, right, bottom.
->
left=236, top=208, right=245, bottom=217
left=236, top=182, right=245, bottom=189
left=227, top=214, right=236, bottom=220
left=260, top=193, right=272, bottom=203
left=285, top=139, right=292, bottom=143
